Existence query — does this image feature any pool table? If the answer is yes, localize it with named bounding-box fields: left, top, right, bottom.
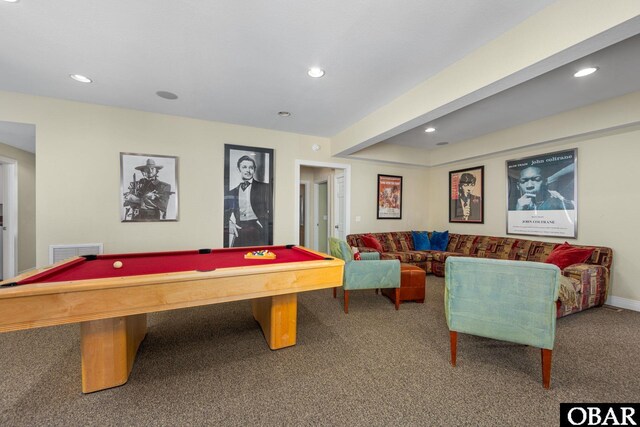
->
left=0, top=245, right=344, bottom=393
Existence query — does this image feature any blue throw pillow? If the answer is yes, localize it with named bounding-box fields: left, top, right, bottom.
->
left=429, top=230, right=449, bottom=251
left=412, top=231, right=431, bottom=250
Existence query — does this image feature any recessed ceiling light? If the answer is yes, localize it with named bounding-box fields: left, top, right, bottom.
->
left=278, top=111, right=291, bottom=117
left=156, top=91, right=178, bottom=100
left=307, top=67, right=325, bottom=78
left=436, top=142, right=449, bottom=146
left=425, top=127, right=436, bottom=133
left=3, top=0, right=20, bottom=3
left=574, top=67, right=598, bottom=78
left=69, top=74, right=92, bottom=83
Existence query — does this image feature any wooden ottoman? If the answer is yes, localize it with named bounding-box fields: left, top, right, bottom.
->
left=382, top=263, right=426, bottom=306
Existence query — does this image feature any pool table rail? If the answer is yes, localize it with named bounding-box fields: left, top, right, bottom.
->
left=0, top=255, right=344, bottom=333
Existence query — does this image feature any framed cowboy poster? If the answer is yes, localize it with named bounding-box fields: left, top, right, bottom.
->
left=449, top=166, right=484, bottom=223
left=120, top=153, right=178, bottom=222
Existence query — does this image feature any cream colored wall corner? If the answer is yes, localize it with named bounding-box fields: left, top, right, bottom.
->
left=425, top=96, right=640, bottom=304
left=0, top=142, right=35, bottom=273
left=0, top=91, right=331, bottom=266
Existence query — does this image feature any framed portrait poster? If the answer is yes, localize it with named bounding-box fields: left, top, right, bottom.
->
left=449, top=166, right=484, bottom=223
left=377, top=174, right=402, bottom=219
left=120, top=153, right=178, bottom=222
left=506, top=148, right=577, bottom=238
left=223, top=144, right=274, bottom=247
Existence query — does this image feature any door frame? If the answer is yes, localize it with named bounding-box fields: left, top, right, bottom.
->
left=314, top=180, right=327, bottom=252
left=294, top=160, right=351, bottom=248
left=0, top=156, right=18, bottom=278
left=299, top=180, right=310, bottom=247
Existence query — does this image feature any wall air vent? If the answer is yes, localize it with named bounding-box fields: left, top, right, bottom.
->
left=48, top=243, right=104, bottom=264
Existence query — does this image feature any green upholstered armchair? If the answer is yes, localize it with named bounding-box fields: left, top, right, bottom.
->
left=329, top=237, right=401, bottom=314
left=445, top=257, right=560, bottom=388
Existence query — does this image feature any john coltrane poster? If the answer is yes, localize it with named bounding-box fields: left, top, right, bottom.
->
left=506, top=149, right=577, bottom=238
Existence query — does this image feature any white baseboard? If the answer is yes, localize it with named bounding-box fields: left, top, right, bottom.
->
left=606, top=296, right=640, bottom=312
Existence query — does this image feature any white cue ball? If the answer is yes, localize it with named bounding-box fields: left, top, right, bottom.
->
left=113, top=261, right=123, bottom=269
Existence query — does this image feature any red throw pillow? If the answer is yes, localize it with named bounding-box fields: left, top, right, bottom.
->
left=361, top=234, right=383, bottom=252
left=544, top=242, right=595, bottom=270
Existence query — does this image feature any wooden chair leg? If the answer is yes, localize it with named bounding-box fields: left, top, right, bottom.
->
left=450, top=331, right=457, bottom=367
left=344, top=290, right=349, bottom=314
left=541, top=348, right=552, bottom=389
left=333, top=287, right=337, bottom=298
left=394, top=288, right=400, bottom=310
left=375, top=289, right=379, bottom=294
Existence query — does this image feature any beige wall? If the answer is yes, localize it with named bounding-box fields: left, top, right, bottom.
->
left=300, top=162, right=431, bottom=250
left=1, top=87, right=636, bottom=307
left=0, top=91, right=429, bottom=270
left=348, top=159, right=430, bottom=234
left=425, top=96, right=640, bottom=304
left=0, top=142, right=36, bottom=273
left=0, top=91, right=330, bottom=265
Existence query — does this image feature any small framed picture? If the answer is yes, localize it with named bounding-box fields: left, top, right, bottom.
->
left=449, top=166, right=484, bottom=223
left=120, top=153, right=178, bottom=222
left=377, top=174, right=402, bottom=219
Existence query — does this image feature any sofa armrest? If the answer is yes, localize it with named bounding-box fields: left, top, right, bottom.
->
left=360, top=252, right=380, bottom=261
left=563, top=263, right=609, bottom=289
left=344, top=260, right=400, bottom=290
left=558, top=263, right=610, bottom=316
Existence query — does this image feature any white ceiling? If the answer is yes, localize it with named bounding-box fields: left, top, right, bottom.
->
left=0, top=1, right=638, bottom=156
left=0, top=121, right=36, bottom=153
left=387, top=33, right=640, bottom=149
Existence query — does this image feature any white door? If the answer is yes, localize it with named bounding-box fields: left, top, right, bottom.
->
left=0, top=160, right=17, bottom=279
left=333, top=173, right=345, bottom=240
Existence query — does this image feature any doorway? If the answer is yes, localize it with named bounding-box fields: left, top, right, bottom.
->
left=299, top=181, right=310, bottom=246
left=294, top=160, right=350, bottom=253
left=315, top=181, right=328, bottom=252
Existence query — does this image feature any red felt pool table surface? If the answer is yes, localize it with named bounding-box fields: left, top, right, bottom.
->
left=15, top=245, right=326, bottom=284
left=0, top=245, right=344, bottom=393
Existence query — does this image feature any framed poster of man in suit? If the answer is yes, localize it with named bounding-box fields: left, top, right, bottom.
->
left=223, top=144, right=274, bottom=248
left=449, top=166, right=484, bottom=223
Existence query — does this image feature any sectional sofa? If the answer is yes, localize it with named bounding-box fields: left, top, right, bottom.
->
left=346, top=231, right=612, bottom=317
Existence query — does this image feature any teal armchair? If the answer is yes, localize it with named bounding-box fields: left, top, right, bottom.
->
left=329, top=237, right=401, bottom=313
left=445, top=257, right=560, bottom=388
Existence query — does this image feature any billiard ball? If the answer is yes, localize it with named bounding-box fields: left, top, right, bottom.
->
left=113, top=261, right=123, bottom=269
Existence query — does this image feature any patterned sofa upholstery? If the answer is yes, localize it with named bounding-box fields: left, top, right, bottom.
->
left=346, top=232, right=613, bottom=318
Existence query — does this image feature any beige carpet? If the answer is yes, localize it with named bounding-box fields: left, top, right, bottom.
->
left=1, top=276, right=639, bottom=426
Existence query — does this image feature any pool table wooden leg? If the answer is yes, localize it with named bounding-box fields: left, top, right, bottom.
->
left=252, top=293, right=297, bottom=350
left=80, top=313, right=147, bottom=393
